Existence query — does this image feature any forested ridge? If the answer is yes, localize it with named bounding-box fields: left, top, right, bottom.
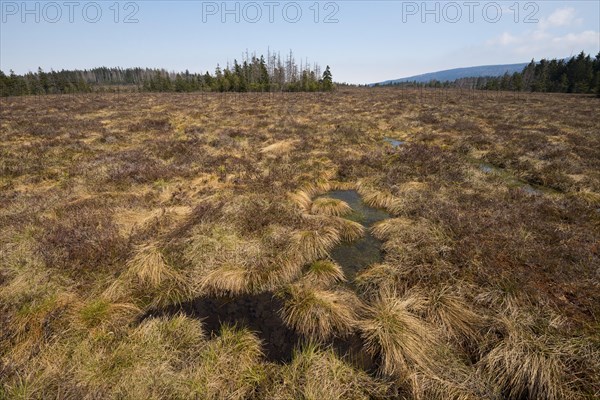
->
left=3, top=51, right=599, bottom=97
left=383, top=52, right=600, bottom=96
left=0, top=51, right=334, bottom=96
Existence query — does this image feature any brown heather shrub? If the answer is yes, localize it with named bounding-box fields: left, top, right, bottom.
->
left=104, top=149, right=180, bottom=185
left=146, top=136, right=204, bottom=164
left=38, top=206, right=129, bottom=272
left=128, top=117, right=172, bottom=133
left=385, top=143, right=467, bottom=183
left=0, top=143, right=50, bottom=178
left=1, top=89, right=599, bottom=400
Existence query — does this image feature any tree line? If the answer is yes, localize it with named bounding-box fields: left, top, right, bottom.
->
left=382, top=52, right=600, bottom=97
left=476, top=52, right=600, bottom=94
left=0, top=51, right=334, bottom=97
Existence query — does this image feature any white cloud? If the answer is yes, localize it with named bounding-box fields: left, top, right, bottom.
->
left=540, top=7, right=582, bottom=30
left=552, top=30, right=599, bottom=47
left=485, top=7, right=597, bottom=58
left=512, top=30, right=598, bottom=56
left=497, top=32, right=518, bottom=45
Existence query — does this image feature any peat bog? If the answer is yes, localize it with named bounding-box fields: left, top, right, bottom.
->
left=1, top=89, right=599, bottom=399
left=326, top=190, right=390, bottom=279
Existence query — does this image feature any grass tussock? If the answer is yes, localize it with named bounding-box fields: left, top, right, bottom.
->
left=4, top=291, right=76, bottom=365
left=1, top=90, right=599, bottom=399
left=303, top=259, right=346, bottom=286
left=290, top=226, right=341, bottom=264
left=357, top=184, right=400, bottom=211
left=105, top=242, right=193, bottom=308
left=354, top=263, right=409, bottom=298
left=126, top=242, right=178, bottom=288
left=478, top=311, right=595, bottom=400
left=197, top=263, right=253, bottom=296
left=380, top=218, right=452, bottom=269
left=360, top=289, right=438, bottom=377
left=420, top=285, right=483, bottom=344
left=184, top=223, right=303, bottom=295
left=279, top=283, right=360, bottom=340
left=371, top=217, right=414, bottom=240
left=311, top=197, right=352, bottom=217
left=181, top=325, right=265, bottom=399
left=408, top=365, right=493, bottom=400
left=289, top=190, right=312, bottom=212
left=260, top=139, right=298, bottom=157
left=74, top=299, right=141, bottom=331
left=266, top=342, right=391, bottom=399
left=330, top=216, right=365, bottom=242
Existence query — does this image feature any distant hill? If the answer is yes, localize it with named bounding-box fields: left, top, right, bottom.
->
left=374, top=62, right=529, bottom=85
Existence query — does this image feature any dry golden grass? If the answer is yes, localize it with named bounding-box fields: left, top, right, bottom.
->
left=183, top=221, right=304, bottom=295
left=477, top=311, right=596, bottom=400
left=106, top=242, right=193, bottom=308
left=379, top=217, right=453, bottom=272
left=481, top=335, right=567, bottom=399
left=260, top=139, right=298, bottom=157
left=279, top=283, right=360, bottom=340
left=180, top=325, right=265, bottom=399
left=357, top=184, right=400, bottom=211
left=266, top=342, right=391, bottom=399
left=289, top=190, right=312, bottom=212
left=127, top=242, right=178, bottom=288
left=310, top=197, right=352, bottom=217
left=354, top=263, right=409, bottom=297
left=197, top=263, right=251, bottom=296
left=371, top=217, right=414, bottom=240
left=290, top=226, right=341, bottom=264
left=73, top=299, right=141, bottom=331
left=408, top=366, right=492, bottom=400
left=330, top=216, right=365, bottom=242
left=4, top=291, right=77, bottom=367
left=360, top=289, right=439, bottom=377
left=303, top=259, right=346, bottom=286
left=420, top=285, right=483, bottom=344
left=1, top=89, right=599, bottom=399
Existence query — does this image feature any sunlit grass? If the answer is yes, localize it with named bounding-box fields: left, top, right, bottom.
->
left=279, top=283, right=360, bottom=340
left=1, top=89, right=599, bottom=399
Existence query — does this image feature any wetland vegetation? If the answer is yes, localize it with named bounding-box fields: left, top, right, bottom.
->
left=1, top=88, right=599, bottom=399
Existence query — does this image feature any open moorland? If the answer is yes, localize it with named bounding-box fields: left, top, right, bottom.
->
left=1, top=88, right=599, bottom=399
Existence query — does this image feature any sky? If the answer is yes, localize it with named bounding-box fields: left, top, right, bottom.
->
left=1, top=1, right=599, bottom=84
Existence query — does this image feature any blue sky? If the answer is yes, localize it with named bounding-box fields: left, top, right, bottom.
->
left=1, top=1, right=599, bottom=83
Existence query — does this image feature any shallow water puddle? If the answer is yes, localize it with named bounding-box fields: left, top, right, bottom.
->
left=153, top=292, right=372, bottom=367
left=150, top=190, right=389, bottom=366
left=323, top=190, right=390, bottom=279
left=384, top=137, right=405, bottom=148
left=187, top=293, right=299, bottom=362
left=478, top=162, right=555, bottom=195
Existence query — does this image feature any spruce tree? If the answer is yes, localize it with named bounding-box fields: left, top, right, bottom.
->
left=322, top=65, right=333, bottom=91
